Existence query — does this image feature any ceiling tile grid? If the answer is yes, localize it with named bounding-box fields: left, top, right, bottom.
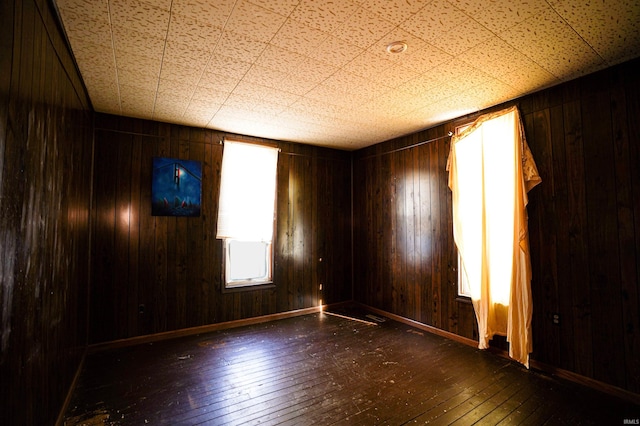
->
left=54, top=0, right=640, bottom=149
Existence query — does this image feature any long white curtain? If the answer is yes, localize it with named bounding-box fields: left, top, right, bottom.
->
left=216, top=140, right=279, bottom=242
left=447, top=106, right=541, bottom=367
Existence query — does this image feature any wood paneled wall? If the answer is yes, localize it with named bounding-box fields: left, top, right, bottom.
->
left=0, top=1, right=94, bottom=425
left=90, top=114, right=352, bottom=344
left=353, top=58, right=640, bottom=394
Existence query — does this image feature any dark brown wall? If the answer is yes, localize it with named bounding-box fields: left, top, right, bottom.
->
left=0, top=0, right=94, bottom=425
left=353, top=58, right=640, bottom=394
left=90, top=114, right=352, bottom=343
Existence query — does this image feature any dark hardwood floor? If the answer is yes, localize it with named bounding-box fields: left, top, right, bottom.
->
left=63, top=308, right=640, bottom=425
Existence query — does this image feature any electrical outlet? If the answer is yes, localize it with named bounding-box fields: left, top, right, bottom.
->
left=552, top=313, right=560, bottom=325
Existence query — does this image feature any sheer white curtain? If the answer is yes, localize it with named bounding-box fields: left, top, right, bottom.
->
left=447, top=106, right=541, bottom=367
left=216, top=140, right=279, bottom=242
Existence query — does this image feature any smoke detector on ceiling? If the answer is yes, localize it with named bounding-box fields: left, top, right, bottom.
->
left=386, top=41, right=408, bottom=54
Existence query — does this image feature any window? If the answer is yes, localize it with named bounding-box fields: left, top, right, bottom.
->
left=224, top=240, right=272, bottom=287
left=447, top=106, right=541, bottom=367
left=454, top=123, right=472, bottom=299
left=217, top=140, right=279, bottom=289
left=457, top=252, right=472, bottom=298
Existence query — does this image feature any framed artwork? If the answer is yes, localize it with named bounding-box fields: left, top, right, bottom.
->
left=152, top=157, right=202, bottom=217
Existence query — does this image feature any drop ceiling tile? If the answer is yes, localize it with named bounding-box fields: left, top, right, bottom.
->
left=204, top=54, right=253, bottom=80
left=369, top=64, right=420, bottom=89
left=157, top=79, right=196, bottom=98
left=70, top=41, right=117, bottom=70
left=159, top=61, right=203, bottom=85
left=119, top=84, right=156, bottom=114
left=255, top=44, right=307, bottom=74
left=115, top=52, right=162, bottom=76
left=82, top=72, right=119, bottom=93
left=109, top=0, right=170, bottom=39
left=56, top=0, right=109, bottom=17
left=117, top=68, right=159, bottom=91
left=437, top=61, right=495, bottom=92
left=185, top=102, right=221, bottom=116
left=153, top=93, right=190, bottom=115
left=242, top=65, right=290, bottom=88
left=282, top=75, right=323, bottom=95
left=112, top=27, right=165, bottom=60
left=395, top=42, right=453, bottom=73
left=417, top=96, right=478, bottom=122
left=296, top=85, right=336, bottom=104
left=370, top=28, right=453, bottom=71
left=226, top=0, right=288, bottom=43
left=190, top=87, right=229, bottom=106
left=230, top=80, right=266, bottom=100
left=56, top=0, right=640, bottom=150
left=411, top=89, right=460, bottom=112
left=214, top=30, right=268, bottom=63
left=341, top=51, right=394, bottom=79
left=251, top=101, right=287, bottom=116
left=497, top=63, right=559, bottom=93
left=170, top=0, right=236, bottom=28
left=290, top=0, right=360, bottom=33
left=394, top=69, right=441, bottom=94
left=321, top=70, right=371, bottom=93
left=146, top=0, right=174, bottom=10
left=163, top=40, right=213, bottom=71
left=188, top=96, right=226, bottom=113
left=213, top=105, right=256, bottom=123
left=181, top=110, right=214, bottom=127
left=56, top=8, right=111, bottom=47
left=465, top=79, right=520, bottom=107
left=167, top=13, right=223, bottom=52
left=450, top=0, right=550, bottom=33
left=252, top=86, right=303, bottom=106
left=91, top=94, right=121, bottom=115
left=153, top=111, right=185, bottom=124
left=500, top=8, right=605, bottom=79
left=456, top=36, right=528, bottom=77
left=223, top=93, right=260, bottom=111
left=247, top=0, right=300, bottom=15
left=373, top=91, right=424, bottom=115
left=332, top=6, right=396, bottom=49
left=308, top=35, right=364, bottom=68
left=364, top=0, right=433, bottom=24
left=198, top=71, right=241, bottom=92
left=548, top=0, right=640, bottom=64
left=269, top=19, right=329, bottom=57
left=403, top=0, right=469, bottom=43
left=428, top=17, right=494, bottom=56
left=288, top=58, right=338, bottom=82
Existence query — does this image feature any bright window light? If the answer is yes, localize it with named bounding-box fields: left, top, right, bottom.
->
left=217, top=140, right=278, bottom=288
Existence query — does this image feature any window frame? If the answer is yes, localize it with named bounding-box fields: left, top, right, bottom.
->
left=453, top=122, right=474, bottom=301
left=222, top=238, right=275, bottom=291
left=217, top=139, right=279, bottom=292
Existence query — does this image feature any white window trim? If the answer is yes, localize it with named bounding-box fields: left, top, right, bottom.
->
left=223, top=239, right=274, bottom=289
left=217, top=140, right=279, bottom=291
left=454, top=123, right=473, bottom=299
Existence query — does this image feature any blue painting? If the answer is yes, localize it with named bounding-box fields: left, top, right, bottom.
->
left=152, top=157, right=202, bottom=217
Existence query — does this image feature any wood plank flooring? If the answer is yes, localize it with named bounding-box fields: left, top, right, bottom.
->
left=63, top=308, right=640, bottom=425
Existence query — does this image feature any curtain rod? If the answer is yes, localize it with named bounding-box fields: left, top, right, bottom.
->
left=357, top=131, right=453, bottom=160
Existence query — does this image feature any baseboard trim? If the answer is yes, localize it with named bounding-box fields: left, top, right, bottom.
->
left=355, top=302, right=640, bottom=406
left=529, top=359, right=640, bottom=406
left=355, top=302, right=478, bottom=348
left=55, top=351, right=86, bottom=426
left=87, top=306, right=323, bottom=353
left=85, top=301, right=640, bottom=406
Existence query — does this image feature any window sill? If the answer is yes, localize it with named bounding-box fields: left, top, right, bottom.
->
left=222, top=282, right=275, bottom=293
